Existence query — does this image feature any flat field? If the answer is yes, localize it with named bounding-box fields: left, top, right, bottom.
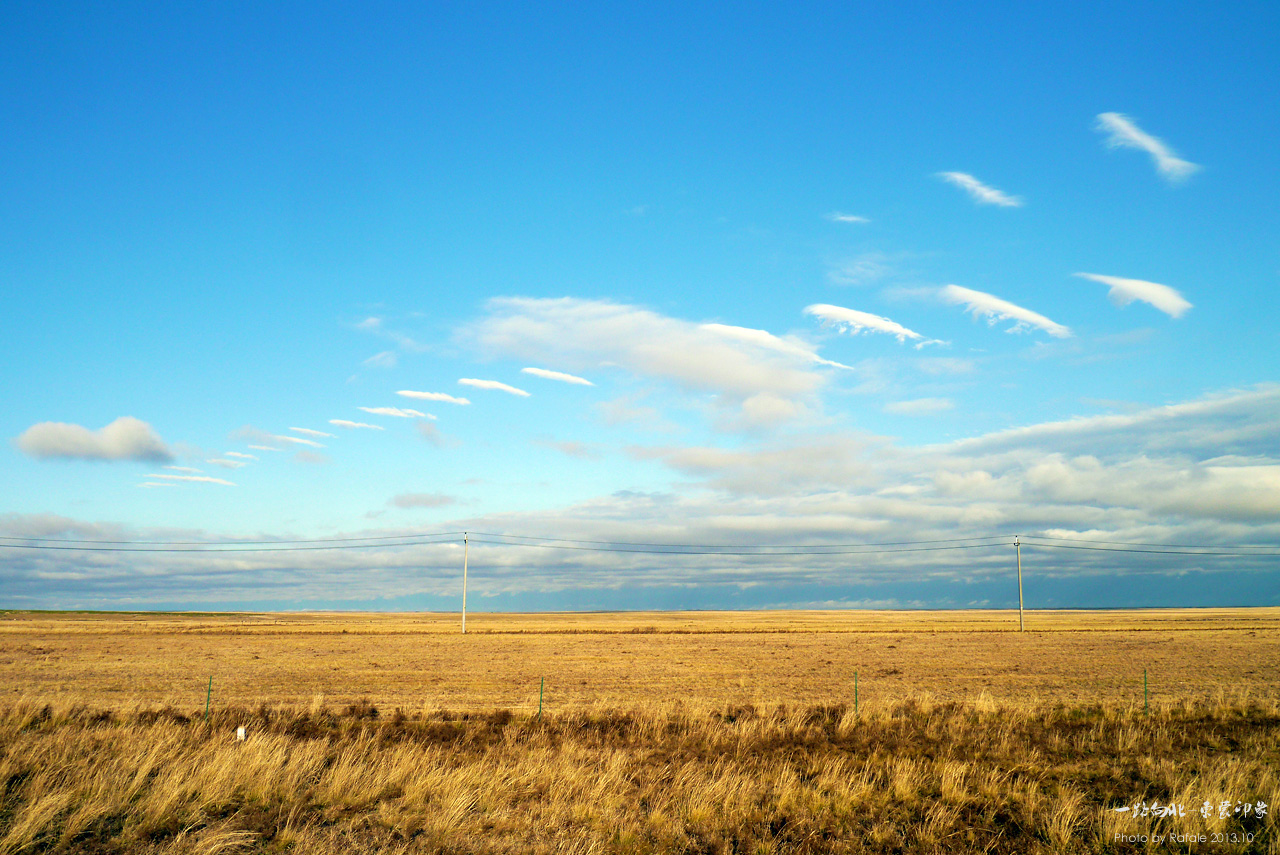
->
left=1, top=610, right=1277, bottom=854
left=2, top=608, right=1277, bottom=712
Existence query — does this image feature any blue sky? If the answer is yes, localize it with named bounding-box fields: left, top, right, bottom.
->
left=3, top=1, right=1279, bottom=610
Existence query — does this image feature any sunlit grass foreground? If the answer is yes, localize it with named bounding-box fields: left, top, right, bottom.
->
left=1, top=696, right=1275, bottom=854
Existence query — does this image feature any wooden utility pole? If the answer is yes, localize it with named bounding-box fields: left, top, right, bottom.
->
left=462, top=532, right=468, bottom=634
left=1016, top=535, right=1024, bottom=632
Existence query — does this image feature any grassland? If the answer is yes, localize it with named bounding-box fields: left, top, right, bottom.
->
left=0, top=609, right=1276, bottom=853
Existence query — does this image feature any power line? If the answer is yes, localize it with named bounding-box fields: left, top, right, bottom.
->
left=466, top=538, right=1005, bottom=556
left=466, top=532, right=1008, bottom=549
left=1021, top=534, right=1280, bottom=550
left=0, top=531, right=464, bottom=548
left=0, top=534, right=462, bottom=553
left=1022, top=542, right=1280, bottom=557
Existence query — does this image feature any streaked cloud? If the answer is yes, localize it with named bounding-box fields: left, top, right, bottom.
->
left=290, top=427, right=335, bottom=438
left=206, top=458, right=247, bottom=469
left=164, top=465, right=202, bottom=473
left=137, top=482, right=175, bottom=488
left=936, top=172, right=1023, bottom=207
left=329, top=419, right=385, bottom=431
left=459, top=378, right=531, bottom=397
left=885, top=398, right=954, bottom=416
left=804, top=303, right=940, bottom=348
left=390, top=493, right=456, bottom=509
left=397, top=390, right=471, bottom=405
left=939, top=285, right=1071, bottom=338
left=522, top=367, right=595, bottom=386
left=248, top=445, right=280, bottom=452
left=145, top=473, right=236, bottom=486
left=15, top=417, right=173, bottom=463
left=294, top=451, right=331, bottom=465
left=1094, top=112, right=1200, bottom=183
left=358, top=406, right=433, bottom=419
left=1074, top=272, right=1192, bottom=318
left=534, top=439, right=602, bottom=459
left=699, top=323, right=851, bottom=369
left=827, top=212, right=870, bottom=224
left=224, top=452, right=258, bottom=460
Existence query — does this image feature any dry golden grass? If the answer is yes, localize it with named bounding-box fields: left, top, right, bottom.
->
left=1, top=608, right=1276, bottom=711
left=1, top=609, right=1276, bottom=853
left=0, top=695, right=1275, bottom=854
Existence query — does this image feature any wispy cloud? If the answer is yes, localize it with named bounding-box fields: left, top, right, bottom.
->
left=362, top=351, right=398, bottom=369
left=939, top=285, right=1071, bottom=338
left=231, top=426, right=324, bottom=448
left=465, top=297, right=834, bottom=428
left=699, top=323, right=851, bottom=369
left=1094, top=112, right=1199, bottom=183
left=293, top=451, right=330, bottom=465
left=290, top=427, right=335, bottom=438
left=416, top=422, right=456, bottom=447
left=329, top=419, right=385, bottom=431
left=164, top=465, right=202, bottom=473
left=521, top=367, right=595, bottom=386
left=827, top=252, right=892, bottom=287
left=1074, top=272, right=1192, bottom=318
left=205, top=458, right=247, bottom=469
left=358, top=407, right=433, bottom=419
left=15, top=417, right=173, bottom=463
left=534, top=439, right=602, bottom=459
left=459, top=378, right=531, bottom=397
left=145, top=473, right=236, bottom=486
left=885, top=398, right=954, bottom=415
left=827, top=212, right=870, bottom=224
left=224, top=452, right=258, bottom=460
left=936, top=172, right=1023, bottom=207
left=137, top=482, right=175, bottom=488
left=804, top=303, right=941, bottom=348
left=397, top=390, right=471, bottom=405
left=390, top=492, right=455, bottom=509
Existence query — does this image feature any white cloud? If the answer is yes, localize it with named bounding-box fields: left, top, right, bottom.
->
left=363, top=351, right=398, bottom=368
left=1094, top=112, right=1200, bottom=183
left=699, top=323, right=851, bottom=369
left=464, top=297, right=831, bottom=427
left=397, top=390, right=471, bottom=405
left=15, top=416, right=173, bottom=463
left=206, top=458, right=247, bottom=469
left=522, top=367, right=595, bottom=386
left=804, top=303, right=939, bottom=347
left=224, top=452, right=258, bottom=460
left=329, top=420, right=385, bottom=431
left=137, top=482, right=175, bottom=488
left=145, top=473, right=236, bottom=486
left=885, top=398, right=955, bottom=415
left=390, top=493, right=456, bottom=509
left=273, top=435, right=325, bottom=448
left=936, top=172, right=1023, bottom=207
left=164, top=465, right=202, bottom=473
left=356, top=317, right=382, bottom=330
left=293, top=451, right=330, bottom=465
left=248, top=445, right=280, bottom=452
left=290, top=427, right=335, bottom=438
left=915, top=357, right=976, bottom=376
left=459, top=378, right=532, bottom=397
left=416, top=422, right=456, bottom=447
left=939, top=285, right=1071, bottom=338
left=827, top=212, right=870, bottom=224
left=358, top=407, right=433, bottom=419
left=1074, top=272, right=1192, bottom=318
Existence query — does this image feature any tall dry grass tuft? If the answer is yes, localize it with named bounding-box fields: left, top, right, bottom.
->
left=0, top=695, right=1274, bottom=854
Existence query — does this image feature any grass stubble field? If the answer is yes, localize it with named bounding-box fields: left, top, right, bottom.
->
left=0, top=608, right=1276, bottom=854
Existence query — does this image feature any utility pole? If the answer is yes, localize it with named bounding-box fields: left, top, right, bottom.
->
left=468, top=529, right=473, bottom=637
left=1016, top=535, right=1024, bottom=632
